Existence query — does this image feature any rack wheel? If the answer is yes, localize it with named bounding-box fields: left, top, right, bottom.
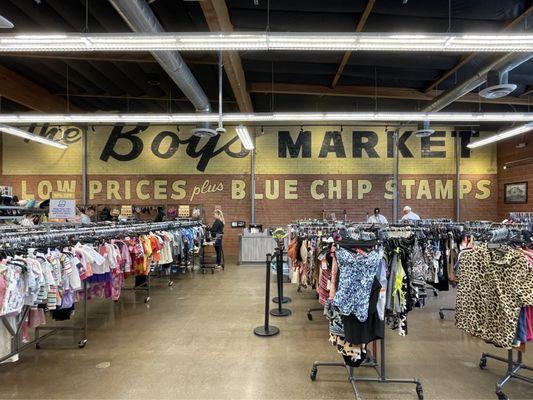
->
left=35, top=343, right=41, bottom=349
left=78, top=339, right=87, bottom=348
left=307, top=311, right=313, bottom=321
left=168, top=281, right=174, bottom=287
left=479, top=357, right=487, bottom=369
left=439, top=311, right=445, bottom=320
left=297, top=286, right=301, bottom=293
left=201, top=269, right=206, bottom=275
left=310, top=366, right=317, bottom=381
left=211, top=268, right=215, bottom=274
left=144, top=297, right=150, bottom=303
left=416, top=384, right=424, bottom=400
left=496, top=391, right=508, bottom=400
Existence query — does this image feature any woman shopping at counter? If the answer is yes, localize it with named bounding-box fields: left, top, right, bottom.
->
left=210, top=209, right=225, bottom=268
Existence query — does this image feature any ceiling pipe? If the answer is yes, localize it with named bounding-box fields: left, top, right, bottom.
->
left=423, top=52, right=533, bottom=112
left=108, top=0, right=211, bottom=119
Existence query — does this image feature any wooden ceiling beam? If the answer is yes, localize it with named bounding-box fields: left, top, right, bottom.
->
left=424, top=5, right=533, bottom=93
left=249, top=82, right=532, bottom=106
left=0, top=52, right=217, bottom=65
left=520, top=86, right=533, bottom=97
left=0, top=64, right=81, bottom=112
left=331, top=0, right=375, bottom=89
left=200, top=0, right=253, bottom=112
left=55, top=93, right=237, bottom=103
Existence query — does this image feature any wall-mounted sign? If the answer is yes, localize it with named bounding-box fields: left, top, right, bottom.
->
left=120, top=205, right=133, bottom=217
left=49, top=199, right=76, bottom=219
left=178, top=205, right=190, bottom=217
left=231, top=221, right=246, bottom=228
left=0, top=186, right=12, bottom=197
left=51, top=191, right=75, bottom=199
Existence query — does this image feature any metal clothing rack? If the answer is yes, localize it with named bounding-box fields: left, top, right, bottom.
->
left=0, top=220, right=204, bottom=356
left=0, top=282, right=89, bottom=364
left=479, top=348, right=533, bottom=400
left=310, top=333, right=424, bottom=400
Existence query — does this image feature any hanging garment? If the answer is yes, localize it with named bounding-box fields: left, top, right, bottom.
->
left=455, top=243, right=533, bottom=348
left=333, top=247, right=382, bottom=321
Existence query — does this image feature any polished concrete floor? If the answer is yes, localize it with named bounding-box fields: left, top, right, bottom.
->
left=0, top=262, right=532, bottom=399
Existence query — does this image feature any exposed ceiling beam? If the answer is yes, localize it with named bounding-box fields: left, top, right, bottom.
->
left=424, top=5, right=533, bottom=93
left=0, top=64, right=81, bottom=112
left=199, top=0, right=253, bottom=113
left=331, top=0, right=375, bottom=89
left=55, top=93, right=237, bottom=103
left=249, top=82, right=532, bottom=106
left=0, top=52, right=217, bottom=65
left=520, top=86, right=533, bottom=97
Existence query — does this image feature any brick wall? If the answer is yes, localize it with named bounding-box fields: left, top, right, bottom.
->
left=0, top=125, right=507, bottom=255
left=497, top=136, right=533, bottom=220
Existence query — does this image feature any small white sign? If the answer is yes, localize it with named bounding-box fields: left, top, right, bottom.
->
left=49, top=199, right=76, bottom=219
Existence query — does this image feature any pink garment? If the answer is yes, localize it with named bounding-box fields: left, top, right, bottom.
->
left=329, top=253, right=339, bottom=300
left=22, top=308, right=46, bottom=343
left=526, top=306, right=533, bottom=342
left=0, top=274, right=6, bottom=313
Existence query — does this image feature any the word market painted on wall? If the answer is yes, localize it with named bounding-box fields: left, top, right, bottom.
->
left=1, top=124, right=497, bottom=202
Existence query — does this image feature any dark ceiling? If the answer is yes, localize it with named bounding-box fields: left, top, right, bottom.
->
left=0, top=0, right=532, bottom=117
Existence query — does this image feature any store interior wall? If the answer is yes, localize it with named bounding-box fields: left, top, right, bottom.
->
left=497, top=135, right=533, bottom=219
left=0, top=125, right=524, bottom=254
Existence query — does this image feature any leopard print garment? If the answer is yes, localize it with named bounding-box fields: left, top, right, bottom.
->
left=455, top=243, right=533, bottom=348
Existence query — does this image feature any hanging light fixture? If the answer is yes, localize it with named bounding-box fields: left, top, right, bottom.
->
left=0, top=124, right=67, bottom=149
left=236, top=125, right=254, bottom=150
left=0, top=32, right=531, bottom=52
left=0, top=112, right=531, bottom=124
left=467, top=123, right=533, bottom=148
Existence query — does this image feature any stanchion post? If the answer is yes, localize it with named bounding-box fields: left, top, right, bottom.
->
left=270, top=247, right=292, bottom=317
left=272, top=243, right=291, bottom=304
left=254, top=254, right=280, bottom=337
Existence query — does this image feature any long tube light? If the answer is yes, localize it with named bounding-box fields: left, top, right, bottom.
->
left=0, top=124, right=67, bottom=149
left=0, top=112, right=531, bottom=124
left=0, top=32, right=532, bottom=52
left=236, top=125, right=254, bottom=150
left=467, top=123, right=533, bottom=148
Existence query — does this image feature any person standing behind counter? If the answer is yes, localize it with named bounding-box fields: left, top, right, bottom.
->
left=367, top=207, right=388, bottom=224
left=400, top=206, right=421, bottom=222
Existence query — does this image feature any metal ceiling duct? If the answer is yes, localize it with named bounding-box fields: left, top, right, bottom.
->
left=423, top=52, right=533, bottom=112
left=108, top=0, right=212, bottom=134
left=479, top=70, right=517, bottom=99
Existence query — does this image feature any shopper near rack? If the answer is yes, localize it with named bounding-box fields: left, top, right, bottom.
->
left=210, top=209, right=225, bottom=268
left=77, top=206, right=95, bottom=225
left=400, top=206, right=420, bottom=222
left=154, top=207, right=165, bottom=222
left=367, top=207, right=388, bottom=224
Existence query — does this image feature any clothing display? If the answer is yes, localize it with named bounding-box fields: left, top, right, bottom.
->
left=0, top=221, right=204, bottom=363
left=455, top=242, right=533, bottom=349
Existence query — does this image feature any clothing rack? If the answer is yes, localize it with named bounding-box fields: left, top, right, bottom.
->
left=479, top=349, right=533, bottom=400
left=507, top=212, right=533, bottom=223
left=0, top=219, right=203, bottom=363
left=305, top=233, right=424, bottom=400
left=0, top=282, right=89, bottom=364
left=310, top=333, right=423, bottom=400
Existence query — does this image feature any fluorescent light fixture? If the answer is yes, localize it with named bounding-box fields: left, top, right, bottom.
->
left=467, top=123, right=533, bottom=148
left=236, top=125, right=254, bottom=150
left=0, top=124, right=67, bottom=149
left=0, top=112, right=531, bottom=124
left=0, top=32, right=532, bottom=52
